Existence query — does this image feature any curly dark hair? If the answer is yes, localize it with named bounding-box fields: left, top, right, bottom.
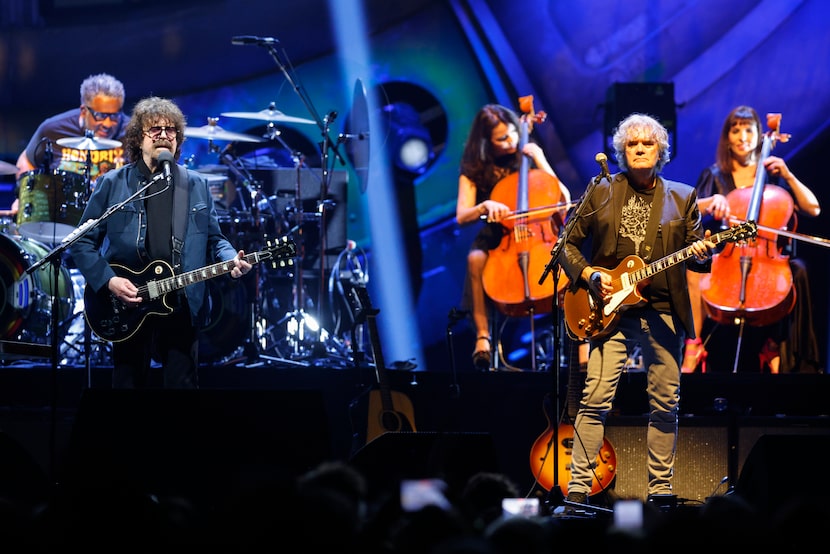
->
left=122, top=96, right=187, bottom=163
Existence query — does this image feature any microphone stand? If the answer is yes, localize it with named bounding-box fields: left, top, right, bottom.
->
left=24, top=174, right=165, bottom=482
left=537, top=173, right=601, bottom=510
left=254, top=40, right=345, bottom=358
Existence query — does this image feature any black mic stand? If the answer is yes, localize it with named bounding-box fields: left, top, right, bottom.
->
left=25, top=174, right=165, bottom=482
left=537, top=174, right=600, bottom=511
left=253, top=39, right=346, bottom=361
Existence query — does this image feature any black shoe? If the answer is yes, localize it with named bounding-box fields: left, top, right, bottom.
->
left=553, top=492, right=589, bottom=517
left=647, top=493, right=677, bottom=512
left=472, top=336, right=492, bottom=370
left=566, top=492, right=588, bottom=507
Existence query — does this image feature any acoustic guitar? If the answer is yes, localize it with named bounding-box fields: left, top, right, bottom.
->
left=347, top=284, right=416, bottom=445
left=529, top=338, right=617, bottom=496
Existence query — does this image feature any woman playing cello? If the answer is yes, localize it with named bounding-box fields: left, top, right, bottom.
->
left=683, top=105, right=821, bottom=373
left=456, top=104, right=571, bottom=370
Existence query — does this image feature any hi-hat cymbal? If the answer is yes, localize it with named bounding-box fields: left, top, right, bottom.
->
left=56, top=136, right=122, bottom=150
left=221, top=102, right=314, bottom=125
left=0, top=160, right=17, bottom=175
left=185, top=124, right=265, bottom=143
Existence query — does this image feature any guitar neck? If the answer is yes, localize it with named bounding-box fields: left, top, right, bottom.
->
left=352, top=287, right=395, bottom=409
left=365, top=316, right=392, bottom=391
left=139, top=238, right=293, bottom=299
left=630, top=227, right=741, bottom=285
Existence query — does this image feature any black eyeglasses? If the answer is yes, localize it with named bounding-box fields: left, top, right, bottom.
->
left=143, top=126, right=180, bottom=139
left=85, top=105, right=122, bottom=122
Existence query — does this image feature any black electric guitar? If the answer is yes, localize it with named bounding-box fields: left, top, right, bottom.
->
left=348, top=284, right=416, bottom=445
left=564, top=222, right=757, bottom=341
left=84, top=235, right=295, bottom=342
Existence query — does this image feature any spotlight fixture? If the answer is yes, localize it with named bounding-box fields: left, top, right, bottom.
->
left=383, top=102, right=434, bottom=175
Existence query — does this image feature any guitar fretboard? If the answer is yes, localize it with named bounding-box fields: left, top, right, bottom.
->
left=629, top=224, right=754, bottom=285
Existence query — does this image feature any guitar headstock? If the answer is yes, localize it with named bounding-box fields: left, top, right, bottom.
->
left=727, top=221, right=758, bottom=243
left=346, top=282, right=379, bottom=323
left=263, top=235, right=296, bottom=269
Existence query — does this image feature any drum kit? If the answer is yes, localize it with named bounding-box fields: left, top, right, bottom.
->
left=0, top=134, right=125, bottom=366
left=0, top=104, right=357, bottom=368
left=183, top=107, right=357, bottom=366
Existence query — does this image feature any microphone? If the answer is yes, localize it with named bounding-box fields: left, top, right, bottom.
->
left=595, top=152, right=612, bottom=184
left=158, top=150, right=174, bottom=185
left=231, top=35, right=279, bottom=45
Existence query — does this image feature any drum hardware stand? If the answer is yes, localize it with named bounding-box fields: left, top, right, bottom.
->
left=237, top=36, right=350, bottom=364
left=217, top=146, right=279, bottom=364
left=274, top=204, right=329, bottom=361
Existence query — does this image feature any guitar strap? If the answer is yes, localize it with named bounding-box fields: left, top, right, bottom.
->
left=171, top=164, right=189, bottom=273
left=639, top=180, right=664, bottom=262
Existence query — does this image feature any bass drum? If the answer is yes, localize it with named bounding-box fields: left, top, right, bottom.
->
left=198, top=278, right=251, bottom=363
left=0, top=234, right=74, bottom=343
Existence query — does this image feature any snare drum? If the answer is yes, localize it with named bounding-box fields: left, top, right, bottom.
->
left=0, top=234, right=74, bottom=343
left=16, top=169, right=87, bottom=244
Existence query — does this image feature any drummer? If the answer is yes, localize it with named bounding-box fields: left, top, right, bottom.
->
left=11, top=73, right=130, bottom=214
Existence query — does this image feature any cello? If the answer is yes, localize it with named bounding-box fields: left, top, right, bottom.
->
left=700, top=113, right=796, bottom=329
left=481, top=95, right=567, bottom=318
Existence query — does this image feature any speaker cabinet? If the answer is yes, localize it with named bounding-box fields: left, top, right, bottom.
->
left=61, top=389, right=332, bottom=505
left=604, top=417, right=830, bottom=503
left=605, top=419, right=728, bottom=502
left=349, top=432, right=499, bottom=499
left=735, top=432, right=830, bottom=513
left=604, top=82, right=677, bottom=158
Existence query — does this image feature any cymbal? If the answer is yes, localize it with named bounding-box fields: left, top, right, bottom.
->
left=347, top=79, right=370, bottom=193
left=184, top=124, right=265, bottom=143
left=221, top=102, right=314, bottom=125
left=0, top=160, right=17, bottom=175
left=56, top=136, right=122, bottom=150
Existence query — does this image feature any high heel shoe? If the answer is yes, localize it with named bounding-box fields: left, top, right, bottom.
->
left=681, top=337, right=707, bottom=373
left=759, top=338, right=780, bottom=374
left=472, top=335, right=492, bottom=371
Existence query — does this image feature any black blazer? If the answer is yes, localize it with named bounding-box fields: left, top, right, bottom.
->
left=560, top=173, right=709, bottom=338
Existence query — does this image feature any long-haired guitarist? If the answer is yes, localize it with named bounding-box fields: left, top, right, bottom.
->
left=558, top=113, right=715, bottom=512
left=70, top=97, right=252, bottom=388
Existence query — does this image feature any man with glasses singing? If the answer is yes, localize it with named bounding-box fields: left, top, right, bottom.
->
left=70, top=96, right=252, bottom=388
left=16, top=72, right=129, bottom=179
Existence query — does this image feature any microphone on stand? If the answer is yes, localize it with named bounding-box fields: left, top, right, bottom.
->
left=231, top=35, right=280, bottom=46
left=158, top=151, right=174, bottom=187
left=595, top=152, right=612, bottom=184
